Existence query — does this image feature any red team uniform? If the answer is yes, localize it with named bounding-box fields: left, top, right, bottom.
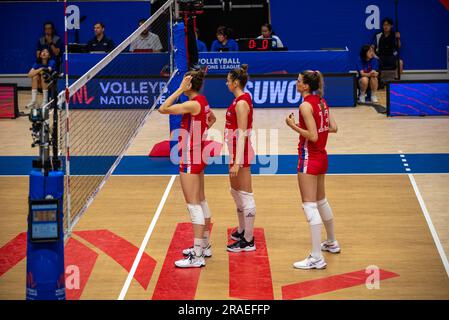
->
left=297, top=94, right=330, bottom=175
left=179, top=94, right=211, bottom=174
left=225, top=93, right=255, bottom=167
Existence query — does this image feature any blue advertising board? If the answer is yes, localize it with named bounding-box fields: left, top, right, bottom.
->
left=387, top=81, right=449, bottom=116
left=198, top=50, right=351, bottom=74
left=62, top=73, right=355, bottom=109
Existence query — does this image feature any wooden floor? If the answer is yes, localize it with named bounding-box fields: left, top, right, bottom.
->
left=1, top=175, right=448, bottom=299
left=0, top=89, right=448, bottom=300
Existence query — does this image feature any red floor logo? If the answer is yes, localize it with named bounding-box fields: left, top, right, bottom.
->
left=0, top=227, right=399, bottom=300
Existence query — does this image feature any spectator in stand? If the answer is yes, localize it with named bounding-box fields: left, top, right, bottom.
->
left=195, top=28, right=208, bottom=52
left=86, top=22, right=115, bottom=53
left=129, top=19, right=163, bottom=52
left=26, top=48, right=56, bottom=108
left=372, top=17, right=403, bottom=77
left=357, top=44, right=380, bottom=103
left=36, top=22, right=62, bottom=71
left=211, top=26, right=238, bottom=52
left=257, top=23, right=284, bottom=49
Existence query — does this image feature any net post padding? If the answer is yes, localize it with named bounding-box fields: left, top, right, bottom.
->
left=150, top=21, right=189, bottom=157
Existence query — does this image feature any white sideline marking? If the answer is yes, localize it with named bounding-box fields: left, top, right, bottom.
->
left=117, top=174, right=176, bottom=300
left=408, top=174, right=449, bottom=278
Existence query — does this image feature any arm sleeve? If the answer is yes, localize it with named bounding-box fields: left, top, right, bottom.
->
left=232, top=40, right=239, bottom=51
left=211, top=40, right=218, bottom=52
left=372, top=58, right=380, bottom=71
left=47, top=60, right=56, bottom=71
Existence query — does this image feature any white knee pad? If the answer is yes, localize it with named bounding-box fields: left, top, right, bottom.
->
left=317, top=198, right=333, bottom=221
left=230, top=188, right=243, bottom=210
left=200, top=200, right=211, bottom=219
left=302, top=202, right=322, bottom=226
left=238, top=190, right=256, bottom=211
left=187, top=203, right=205, bottom=225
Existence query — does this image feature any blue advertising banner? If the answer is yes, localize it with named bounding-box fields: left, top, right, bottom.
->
left=62, top=73, right=355, bottom=109
left=387, top=81, right=449, bottom=116
left=271, top=0, right=449, bottom=70
left=60, top=77, right=169, bottom=109
left=199, top=50, right=351, bottom=74
left=204, top=74, right=356, bottom=108
left=0, top=1, right=150, bottom=74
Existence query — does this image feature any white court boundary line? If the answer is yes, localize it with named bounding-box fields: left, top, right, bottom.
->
left=117, top=174, right=176, bottom=300
left=408, top=174, right=449, bottom=278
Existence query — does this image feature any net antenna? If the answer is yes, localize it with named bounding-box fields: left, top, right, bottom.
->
left=55, top=0, right=177, bottom=239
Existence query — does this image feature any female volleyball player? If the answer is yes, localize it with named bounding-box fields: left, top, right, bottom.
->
left=158, top=69, right=216, bottom=268
left=225, top=64, right=257, bottom=252
left=285, top=70, right=339, bottom=270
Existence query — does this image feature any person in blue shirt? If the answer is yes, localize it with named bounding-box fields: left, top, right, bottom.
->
left=195, top=28, right=208, bottom=52
left=357, top=44, right=380, bottom=103
left=26, top=48, right=56, bottom=108
left=211, top=26, right=238, bottom=52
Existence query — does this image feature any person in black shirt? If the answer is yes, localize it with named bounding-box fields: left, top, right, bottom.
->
left=372, top=18, right=403, bottom=77
left=86, top=22, right=115, bottom=53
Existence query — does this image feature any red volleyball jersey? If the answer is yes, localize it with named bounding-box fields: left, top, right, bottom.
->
left=179, top=95, right=210, bottom=167
left=298, top=94, right=329, bottom=157
left=225, top=93, right=254, bottom=164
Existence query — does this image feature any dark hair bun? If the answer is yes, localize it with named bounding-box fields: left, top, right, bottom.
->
left=241, top=64, right=249, bottom=73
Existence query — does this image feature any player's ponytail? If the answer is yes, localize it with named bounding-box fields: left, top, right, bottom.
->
left=315, top=71, right=325, bottom=112
left=301, top=70, right=325, bottom=112
left=229, top=64, right=249, bottom=89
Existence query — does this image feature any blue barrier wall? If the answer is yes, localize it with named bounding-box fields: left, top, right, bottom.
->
left=0, top=1, right=150, bottom=74
left=271, top=0, right=449, bottom=70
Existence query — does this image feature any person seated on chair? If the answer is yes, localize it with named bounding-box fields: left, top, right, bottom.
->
left=372, top=17, right=403, bottom=77
left=257, top=23, right=284, bottom=49
left=211, top=26, right=238, bottom=52
left=357, top=45, right=380, bottom=104
left=26, top=48, right=56, bottom=108
left=86, top=22, right=115, bottom=53
left=129, top=19, right=163, bottom=53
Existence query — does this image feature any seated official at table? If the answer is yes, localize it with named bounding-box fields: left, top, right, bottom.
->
left=211, top=26, right=238, bottom=52
left=257, top=23, right=284, bottom=49
left=129, top=19, right=163, bottom=52
left=86, top=22, right=115, bottom=53
left=196, top=28, right=208, bottom=52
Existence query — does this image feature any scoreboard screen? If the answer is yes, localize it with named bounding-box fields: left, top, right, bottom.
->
left=237, top=38, right=272, bottom=51
left=29, top=199, right=60, bottom=242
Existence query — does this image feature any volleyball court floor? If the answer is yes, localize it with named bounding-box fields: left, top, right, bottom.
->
left=1, top=92, right=449, bottom=299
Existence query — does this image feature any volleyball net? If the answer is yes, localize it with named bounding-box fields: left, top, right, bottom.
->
left=56, top=0, right=177, bottom=237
